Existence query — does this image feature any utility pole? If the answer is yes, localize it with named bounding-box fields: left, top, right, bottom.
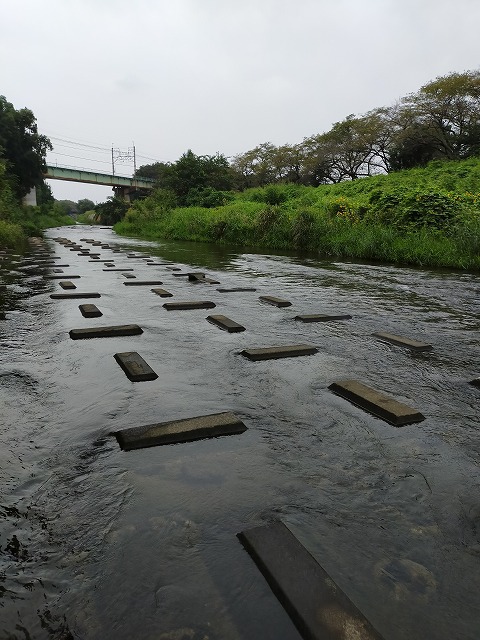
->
left=111, top=145, right=136, bottom=177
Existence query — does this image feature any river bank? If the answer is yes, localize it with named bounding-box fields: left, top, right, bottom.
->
left=114, top=157, right=480, bottom=270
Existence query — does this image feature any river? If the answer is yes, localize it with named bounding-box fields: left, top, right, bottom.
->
left=0, top=225, right=479, bottom=640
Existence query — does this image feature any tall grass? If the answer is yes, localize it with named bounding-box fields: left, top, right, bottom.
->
left=115, top=157, right=480, bottom=270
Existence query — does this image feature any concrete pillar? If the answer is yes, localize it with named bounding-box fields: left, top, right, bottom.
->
left=23, top=186, right=37, bottom=206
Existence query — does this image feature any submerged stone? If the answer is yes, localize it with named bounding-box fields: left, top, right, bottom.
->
left=237, top=521, right=385, bottom=640
left=372, top=331, right=433, bottom=351
left=115, top=411, right=247, bottom=450
left=259, top=296, right=292, bottom=307
left=328, top=379, right=425, bottom=426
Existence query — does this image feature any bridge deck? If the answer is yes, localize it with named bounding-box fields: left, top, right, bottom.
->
left=44, top=166, right=154, bottom=189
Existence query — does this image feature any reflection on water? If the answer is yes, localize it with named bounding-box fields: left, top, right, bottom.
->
left=1, top=225, right=479, bottom=639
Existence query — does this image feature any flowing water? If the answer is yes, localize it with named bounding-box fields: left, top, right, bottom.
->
left=0, top=225, right=479, bottom=640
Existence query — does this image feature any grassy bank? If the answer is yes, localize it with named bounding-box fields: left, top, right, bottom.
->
left=115, top=158, right=480, bottom=270
left=0, top=163, right=72, bottom=248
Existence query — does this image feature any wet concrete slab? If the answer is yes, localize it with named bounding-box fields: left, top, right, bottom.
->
left=79, top=304, right=103, bottom=318
left=469, top=377, right=480, bottom=388
left=259, top=296, right=292, bottom=307
left=372, top=331, right=433, bottom=351
left=328, top=379, right=425, bottom=426
left=45, top=275, right=81, bottom=279
left=151, top=288, right=173, bottom=297
left=115, top=411, right=247, bottom=450
left=69, top=324, right=143, bottom=339
left=241, top=345, right=318, bottom=360
left=50, top=292, right=101, bottom=299
left=217, top=287, right=257, bottom=293
left=295, top=314, right=352, bottom=322
left=123, top=280, right=164, bottom=286
left=207, top=314, right=246, bottom=333
left=123, top=273, right=136, bottom=279
left=59, top=281, right=77, bottom=290
left=166, top=266, right=182, bottom=271
left=163, top=301, right=216, bottom=310
left=113, top=351, right=158, bottom=382
left=102, top=268, right=134, bottom=271
left=188, top=272, right=220, bottom=284
left=237, top=521, right=385, bottom=640
left=53, top=269, right=64, bottom=273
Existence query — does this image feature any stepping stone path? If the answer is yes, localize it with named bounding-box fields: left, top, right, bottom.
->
left=115, top=411, right=247, bottom=450
left=259, top=296, right=292, bottom=307
left=69, top=324, right=143, bottom=340
left=241, top=345, right=318, bottom=361
left=163, top=301, right=216, bottom=310
left=114, top=351, right=158, bottom=382
left=295, top=314, right=352, bottom=322
left=207, top=314, right=246, bottom=333
left=328, top=379, right=425, bottom=426
left=372, top=331, right=433, bottom=351
left=238, top=522, right=385, bottom=640
left=79, top=304, right=102, bottom=318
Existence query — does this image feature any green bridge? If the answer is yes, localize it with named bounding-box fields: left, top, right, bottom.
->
left=42, top=165, right=155, bottom=202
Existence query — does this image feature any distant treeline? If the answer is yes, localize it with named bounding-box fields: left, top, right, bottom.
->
left=135, top=70, right=480, bottom=203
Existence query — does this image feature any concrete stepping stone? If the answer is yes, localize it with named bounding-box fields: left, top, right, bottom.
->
left=102, top=268, right=134, bottom=271
left=51, top=264, right=70, bottom=267
left=90, top=259, right=115, bottom=263
left=238, top=521, right=385, bottom=640
left=50, top=292, right=101, bottom=299
left=115, top=411, right=247, bottom=450
left=123, top=280, right=164, bottom=286
left=166, top=266, right=181, bottom=271
left=0, top=311, right=5, bottom=320
left=217, top=287, right=257, bottom=293
left=79, top=304, right=102, bottom=318
left=53, top=268, right=64, bottom=273
left=259, top=296, right=292, bottom=307
left=113, top=351, right=158, bottom=382
left=163, top=301, right=216, bottom=310
left=104, top=263, right=115, bottom=267
left=328, top=379, right=425, bottom=426
left=207, top=314, right=246, bottom=333
left=69, top=324, right=143, bottom=339
left=295, top=314, right=352, bottom=322
left=45, top=275, right=81, bottom=279
left=241, top=345, right=317, bottom=361
left=372, top=331, right=433, bottom=351
left=188, top=272, right=220, bottom=284
left=59, top=281, right=77, bottom=290
left=123, top=273, right=136, bottom=279
left=469, top=378, right=480, bottom=388
left=151, top=288, right=173, bottom=297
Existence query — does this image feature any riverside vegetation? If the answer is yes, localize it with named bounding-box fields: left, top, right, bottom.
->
left=115, top=157, right=480, bottom=270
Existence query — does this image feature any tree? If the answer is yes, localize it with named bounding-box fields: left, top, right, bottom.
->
left=0, top=96, right=52, bottom=198
left=77, top=198, right=95, bottom=213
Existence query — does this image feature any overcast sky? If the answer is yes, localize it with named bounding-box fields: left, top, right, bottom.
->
left=2, top=0, right=479, bottom=203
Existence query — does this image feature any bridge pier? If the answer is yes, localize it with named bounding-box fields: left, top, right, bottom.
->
left=23, top=186, right=37, bottom=207
left=113, top=185, right=132, bottom=202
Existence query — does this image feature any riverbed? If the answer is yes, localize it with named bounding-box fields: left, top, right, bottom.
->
left=1, top=225, right=479, bottom=639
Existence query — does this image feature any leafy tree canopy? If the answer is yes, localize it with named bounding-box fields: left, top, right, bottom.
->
left=0, top=96, right=52, bottom=198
